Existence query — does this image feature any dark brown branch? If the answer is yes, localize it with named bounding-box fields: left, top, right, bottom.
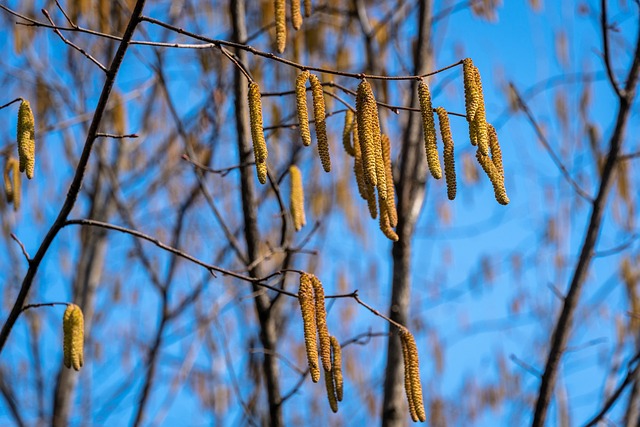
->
left=9, top=233, right=30, bottom=263
left=601, top=0, right=624, bottom=98
left=0, top=98, right=23, bottom=110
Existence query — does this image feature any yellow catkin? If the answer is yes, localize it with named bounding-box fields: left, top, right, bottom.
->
left=472, top=66, right=489, bottom=156
left=310, top=274, right=332, bottom=372
left=462, top=58, right=479, bottom=124
left=256, top=160, right=267, bottom=185
left=400, top=328, right=426, bottom=422
left=381, top=134, right=397, bottom=227
left=330, top=336, right=343, bottom=402
left=418, top=81, right=442, bottom=180
left=436, top=107, right=457, bottom=200
left=289, top=165, right=306, bottom=231
left=374, top=130, right=387, bottom=201
left=309, top=74, right=331, bottom=172
left=298, top=274, right=320, bottom=383
left=356, top=80, right=379, bottom=187
left=304, top=0, right=312, bottom=17
left=342, top=109, right=355, bottom=157
left=17, top=99, right=35, bottom=179
left=63, top=304, right=84, bottom=371
left=248, top=82, right=268, bottom=164
left=365, top=182, right=378, bottom=220
left=378, top=188, right=399, bottom=241
left=324, top=367, right=338, bottom=413
left=488, top=124, right=504, bottom=178
left=400, top=331, right=418, bottom=422
left=4, top=159, right=14, bottom=203
left=476, top=151, right=509, bottom=205
left=291, top=0, right=303, bottom=30
left=295, top=71, right=312, bottom=147
left=274, top=0, right=286, bottom=53
left=352, top=124, right=368, bottom=201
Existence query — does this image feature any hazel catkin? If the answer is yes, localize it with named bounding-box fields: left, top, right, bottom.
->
left=274, top=0, right=286, bottom=53
left=330, top=336, right=343, bottom=402
left=17, top=99, right=35, bottom=179
left=295, top=71, right=312, bottom=147
left=304, top=0, right=312, bottom=17
left=310, top=274, right=332, bottom=373
left=400, top=328, right=426, bottom=422
left=476, top=151, right=509, bottom=205
left=298, top=274, right=320, bottom=383
left=472, top=66, right=489, bottom=156
left=324, top=367, right=338, bottom=413
left=309, top=74, right=331, bottom=172
left=342, top=109, right=355, bottom=157
left=418, top=81, right=441, bottom=180
left=248, top=82, right=268, bottom=164
left=381, top=134, right=397, bottom=227
left=488, top=124, right=504, bottom=178
left=291, top=0, right=303, bottom=30
left=378, top=188, right=399, bottom=241
left=289, top=165, right=306, bottom=231
left=356, top=80, right=380, bottom=187
left=435, top=107, right=457, bottom=200
left=352, top=124, right=369, bottom=201
left=63, top=304, right=84, bottom=371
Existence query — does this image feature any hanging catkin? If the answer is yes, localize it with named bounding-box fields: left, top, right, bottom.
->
left=381, top=134, right=397, bottom=227
left=298, top=274, right=320, bottom=383
left=476, top=151, right=509, bottom=205
left=365, top=182, right=378, bottom=220
left=488, top=124, right=504, bottom=178
left=342, top=109, right=355, bottom=156
left=356, top=80, right=380, bottom=187
left=400, top=328, right=426, bottom=422
left=352, top=124, right=369, bottom=201
left=310, top=274, right=332, bottom=372
left=63, top=304, right=84, bottom=371
left=256, top=161, right=268, bottom=185
left=462, top=58, right=480, bottom=123
left=291, top=0, right=303, bottom=30
left=330, top=336, right=343, bottom=402
left=17, top=99, right=35, bottom=179
left=401, top=331, right=418, bottom=422
left=324, top=367, right=338, bottom=413
left=472, top=66, right=489, bottom=156
left=4, top=159, right=14, bottom=203
left=378, top=188, right=399, bottom=241
left=295, top=71, right=312, bottom=147
left=418, top=81, right=442, bottom=180
left=248, top=82, right=268, bottom=164
left=4, top=157, right=20, bottom=210
left=289, top=165, right=306, bottom=231
left=304, top=0, right=312, bottom=17
left=435, top=107, right=457, bottom=200
left=274, top=0, right=286, bottom=53
left=309, top=74, right=331, bottom=172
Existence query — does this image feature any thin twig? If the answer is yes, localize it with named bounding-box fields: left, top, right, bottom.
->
left=95, top=133, right=139, bottom=139
left=9, top=233, right=30, bottom=263
left=0, top=98, right=23, bottom=110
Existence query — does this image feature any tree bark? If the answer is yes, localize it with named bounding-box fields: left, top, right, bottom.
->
left=382, top=2, right=433, bottom=426
left=230, top=1, right=283, bottom=426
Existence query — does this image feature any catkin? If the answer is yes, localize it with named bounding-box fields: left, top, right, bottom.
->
left=4, top=159, right=14, bottom=203
left=476, top=151, right=509, bottom=205
left=256, top=161, right=268, bottom=184
left=298, top=274, right=320, bottom=383
left=291, top=0, right=303, bottom=30
left=248, top=82, right=268, bottom=164
left=289, top=165, right=306, bottom=231
left=310, top=274, right=332, bottom=372
left=330, top=336, right=344, bottom=402
left=324, top=367, right=338, bottom=413
left=274, top=0, right=286, bottom=53
left=488, top=124, right=504, bottom=178
left=352, top=124, right=368, bottom=201
left=309, top=74, right=331, bottom=172
left=472, top=66, right=489, bottom=156
left=378, top=188, right=399, bottom=241
left=418, top=81, right=442, bottom=180
left=356, top=80, right=380, bottom=187
left=304, top=0, right=312, bottom=17
left=401, top=331, right=418, bottom=422
left=436, top=107, right=457, bottom=200
left=365, top=182, right=378, bottom=220
left=400, top=328, right=426, bottom=422
left=295, top=71, right=312, bottom=147
left=381, top=134, right=397, bottom=227
left=17, top=99, right=35, bottom=179
left=462, top=58, right=480, bottom=123
left=63, top=304, right=84, bottom=371
left=342, top=109, right=355, bottom=156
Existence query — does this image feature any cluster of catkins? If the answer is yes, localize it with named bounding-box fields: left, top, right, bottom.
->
left=4, top=99, right=36, bottom=211
left=298, top=273, right=343, bottom=412
left=273, top=0, right=313, bottom=53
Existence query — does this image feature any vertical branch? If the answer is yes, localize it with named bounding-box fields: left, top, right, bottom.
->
left=382, top=2, right=433, bottom=426
left=229, top=1, right=283, bottom=426
left=531, top=7, right=640, bottom=425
